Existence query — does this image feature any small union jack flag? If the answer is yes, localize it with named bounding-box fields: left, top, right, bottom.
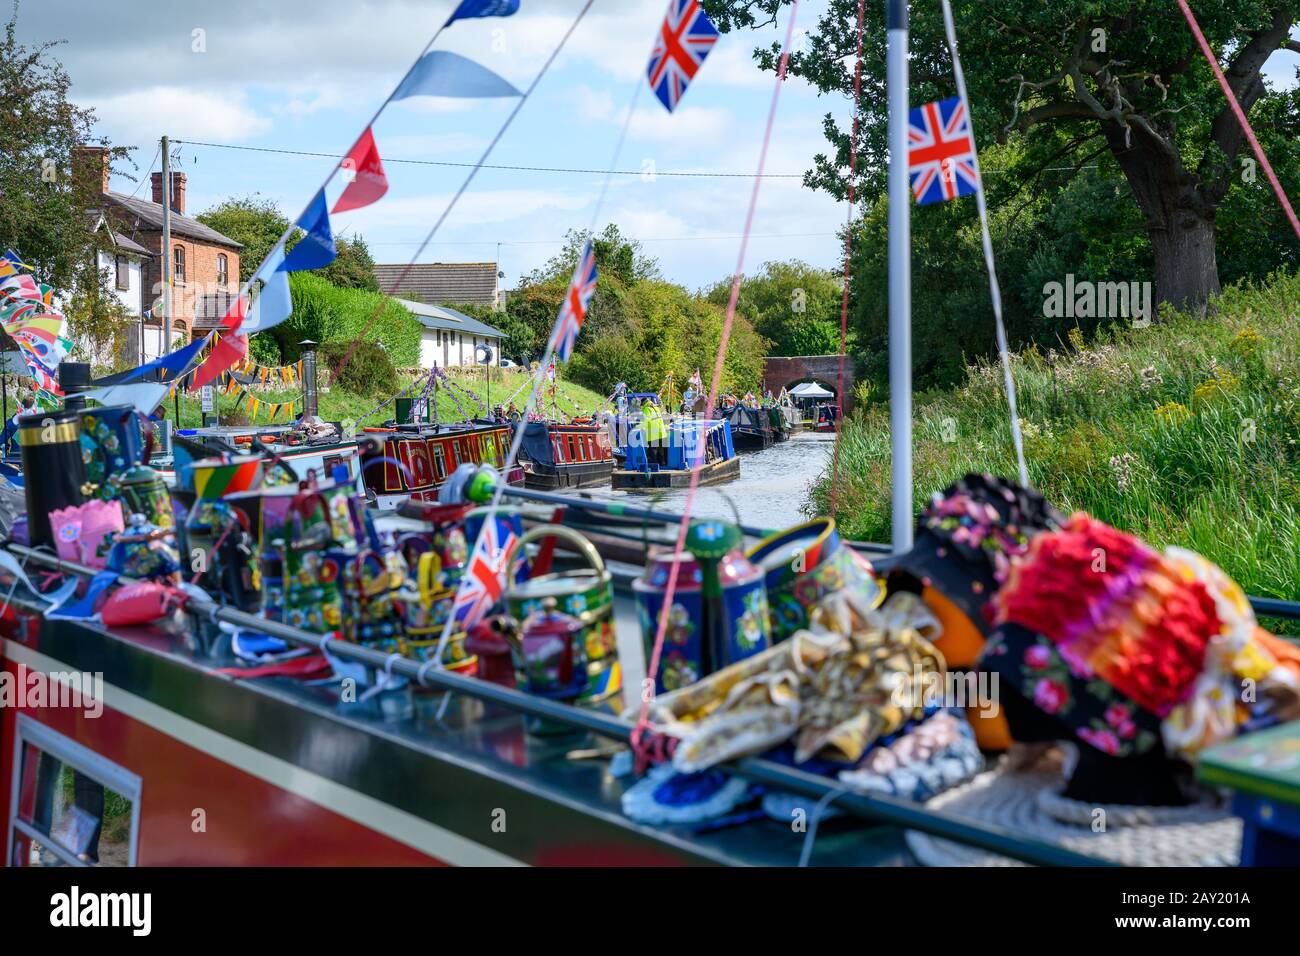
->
left=646, top=0, right=720, bottom=113
left=552, top=240, right=597, bottom=363
left=451, top=512, right=518, bottom=632
left=908, top=96, right=979, bottom=205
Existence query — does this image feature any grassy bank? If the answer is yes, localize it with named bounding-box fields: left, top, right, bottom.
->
left=167, top=367, right=607, bottom=430
left=809, top=271, right=1300, bottom=604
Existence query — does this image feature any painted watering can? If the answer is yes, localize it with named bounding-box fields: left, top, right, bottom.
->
left=746, top=518, right=882, bottom=642
left=510, top=597, right=588, bottom=735
left=503, top=525, right=620, bottom=711
left=634, top=519, right=770, bottom=695
left=399, top=502, right=477, bottom=674
left=79, top=404, right=145, bottom=496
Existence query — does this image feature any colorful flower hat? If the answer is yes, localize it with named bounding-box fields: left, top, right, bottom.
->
left=978, top=513, right=1296, bottom=805
left=891, top=474, right=1065, bottom=644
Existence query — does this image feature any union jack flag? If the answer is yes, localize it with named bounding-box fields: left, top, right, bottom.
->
left=908, top=96, right=979, bottom=205
left=552, top=240, right=597, bottom=363
left=646, top=0, right=720, bottom=113
left=451, top=513, right=518, bottom=632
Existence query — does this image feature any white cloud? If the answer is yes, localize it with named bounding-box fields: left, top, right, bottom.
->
left=84, top=86, right=272, bottom=145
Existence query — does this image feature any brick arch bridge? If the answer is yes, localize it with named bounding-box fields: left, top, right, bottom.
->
left=762, top=355, right=856, bottom=413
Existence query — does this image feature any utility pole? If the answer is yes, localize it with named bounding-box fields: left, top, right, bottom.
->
left=160, top=134, right=173, bottom=358
left=886, top=0, right=913, bottom=553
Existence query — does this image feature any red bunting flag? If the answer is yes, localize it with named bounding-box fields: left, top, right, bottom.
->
left=191, top=298, right=250, bottom=390
left=332, top=127, right=389, bottom=214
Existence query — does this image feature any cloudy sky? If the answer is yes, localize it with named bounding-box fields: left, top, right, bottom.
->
left=15, top=0, right=851, bottom=292
left=14, top=1, right=1300, bottom=292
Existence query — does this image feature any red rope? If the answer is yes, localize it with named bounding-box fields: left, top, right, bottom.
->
left=829, top=0, right=866, bottom=520
left=1175, top=0, right=1300, bottom=241
left=631, top=1, right=802, bottom=772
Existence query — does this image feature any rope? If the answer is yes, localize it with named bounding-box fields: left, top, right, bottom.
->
left=354, top=367, right=435, bottom=423
left=632, top=1, right=802, bottom=772
left=829, top=0, right=866, bottom=519
left=940, top=0, right=1029, bottom=487
left=1175, top=0, right=1300, bottom=241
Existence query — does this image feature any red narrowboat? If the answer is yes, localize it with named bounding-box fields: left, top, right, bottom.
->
left=359, top=422, right=524, bottom=510
left=517, top=421, right=614, bottom=491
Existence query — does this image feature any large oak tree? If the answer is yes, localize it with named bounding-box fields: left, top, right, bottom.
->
left=705, top=0, right=1300, bottom=310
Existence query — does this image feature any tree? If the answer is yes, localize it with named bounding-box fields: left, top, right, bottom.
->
left=196, top=196, right=379, bottom=290
left=705, top=0, right=1300, bottom=311
left=705, top=259, right=845, bottom=355
left=195, top=196, right=289, bottom=283
left=0, top=5, right=131, bottom=351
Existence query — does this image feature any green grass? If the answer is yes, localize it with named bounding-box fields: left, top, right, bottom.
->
left=809, top=270, right=1300, bottom=609
left=166, top=367, right=608, bottom=430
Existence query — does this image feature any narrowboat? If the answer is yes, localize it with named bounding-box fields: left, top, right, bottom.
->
left=611, top=418, right=739, bottom=489
left=516, top=421, right=614, bottom=490
left=166, top=424, right=364, bottom=492
left=724, top=405, right=776, bottom=451
left=3, top=472, right=1297, bottom=869
left=358, top=421, right=524, bottom=510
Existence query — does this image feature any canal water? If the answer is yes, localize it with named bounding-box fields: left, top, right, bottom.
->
left=585, top=431, right=835, bottom=531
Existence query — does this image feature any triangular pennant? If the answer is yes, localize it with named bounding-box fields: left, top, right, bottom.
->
left=282, top=192, right=337, bottom=272
left=333, top=127, right=390, bottom=214
left=446, top=0, right=520, bottom=25
left=191, top=300, right=250, bottom=390
left=392, top=51, right=522, bottom=100
left=242, top=244, right=293, bottom=333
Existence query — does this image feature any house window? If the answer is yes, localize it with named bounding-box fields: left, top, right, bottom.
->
left=217, top=254, right=228, bottom=286
left=115, top=256, right=129, bottom=292
left=173, top=246, right=185, bottom=283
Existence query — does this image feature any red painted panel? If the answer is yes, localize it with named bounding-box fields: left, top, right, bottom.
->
left=1, top=658, right=445, bottom=867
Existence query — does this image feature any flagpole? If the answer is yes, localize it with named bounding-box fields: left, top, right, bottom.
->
left=886, top=0, right=912, bottom=554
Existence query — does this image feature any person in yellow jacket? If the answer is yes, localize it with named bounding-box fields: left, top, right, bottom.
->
left=640, top=397, right=668, bottom=468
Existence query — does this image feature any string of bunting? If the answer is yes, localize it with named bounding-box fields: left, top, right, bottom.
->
left=219, top=372, right=297, bottom=422
left=228, top=357, right=304, bottom=390
left=355, top=367, right=435, bottom=422
left=118, top=0, right=542, bottom=396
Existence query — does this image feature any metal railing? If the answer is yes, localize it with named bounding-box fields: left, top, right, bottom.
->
left=5, top=543, right=1112, bottom=866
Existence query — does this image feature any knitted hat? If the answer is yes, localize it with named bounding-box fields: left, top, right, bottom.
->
left=979, top=514, right=1222, bottom=805
left=891, top=474, right=1065, bottom=640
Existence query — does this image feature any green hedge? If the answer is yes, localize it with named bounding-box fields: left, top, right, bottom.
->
left=249, top=273, right=420, bottom=369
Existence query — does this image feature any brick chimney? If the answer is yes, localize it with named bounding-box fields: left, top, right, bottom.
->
left=150, top=171, right=187, bottom=215
left=72, top=145, right=110, bottom=201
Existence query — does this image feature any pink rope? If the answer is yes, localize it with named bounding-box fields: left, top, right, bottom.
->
left=1175, top=0, right=1300, bottom=241
left=631, top=1, right=802, bottom=771
left=829, top=0, right=866, bottom=520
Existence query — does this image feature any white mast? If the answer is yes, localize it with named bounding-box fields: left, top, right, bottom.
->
left=886, top=0, right=913, bottom=552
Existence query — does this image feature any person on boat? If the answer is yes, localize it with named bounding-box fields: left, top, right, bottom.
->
left=640, top=397, right=668, bottom=468
left=1, top=394, right=36, bottom=455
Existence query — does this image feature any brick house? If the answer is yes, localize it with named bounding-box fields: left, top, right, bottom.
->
left=73, top=146, right=241, bottom=359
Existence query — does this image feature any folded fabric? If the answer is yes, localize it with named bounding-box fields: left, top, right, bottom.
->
left=891, top=474, right=1066, bottom=645
left=645, top=589, right=945, bottom=773
left=838, top=710, right=985, bottom=802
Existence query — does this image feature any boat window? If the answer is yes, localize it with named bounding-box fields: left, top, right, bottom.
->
left=433, top=445, right=447, bottom=479
left=7, top=715, right=142, bottom=868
